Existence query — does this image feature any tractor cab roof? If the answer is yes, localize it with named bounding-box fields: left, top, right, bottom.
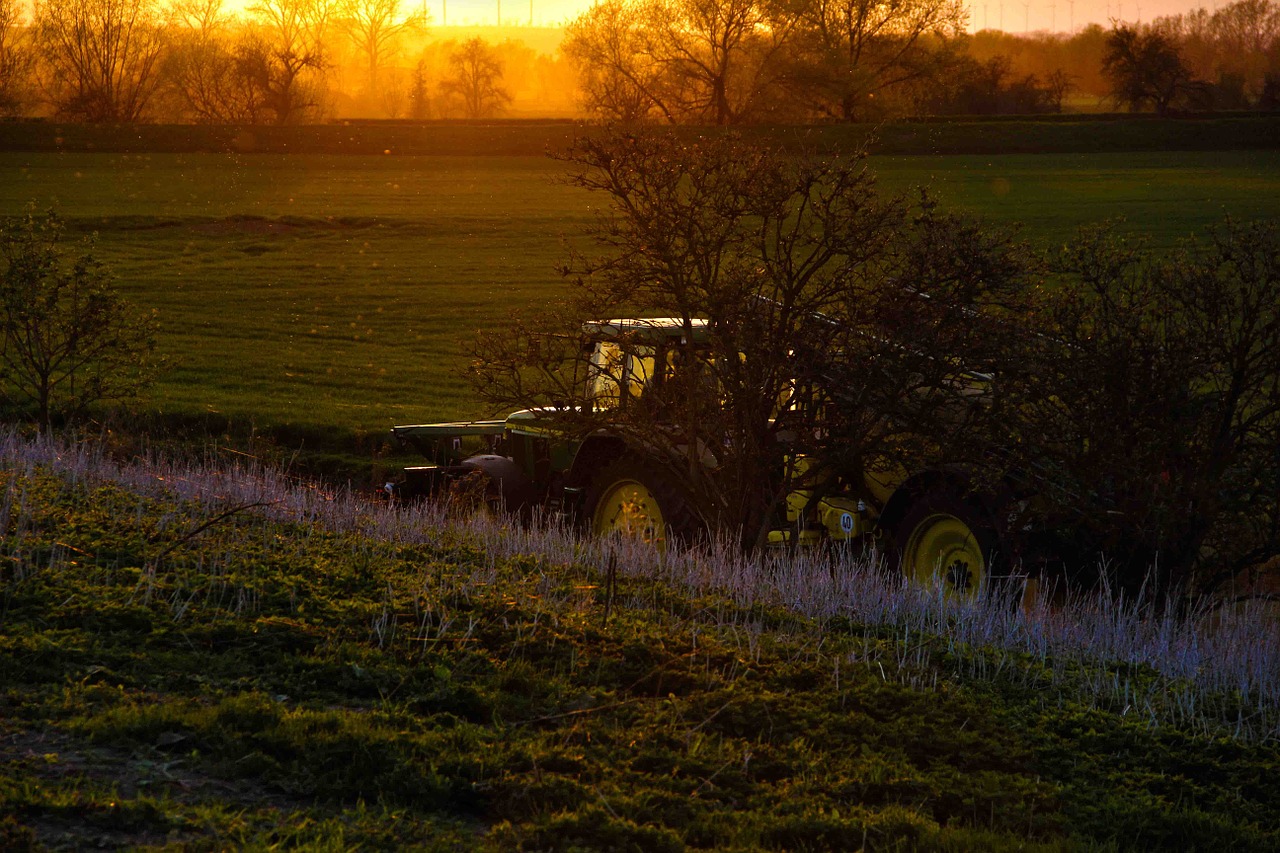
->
left=582, top=317, right=709, bottom=344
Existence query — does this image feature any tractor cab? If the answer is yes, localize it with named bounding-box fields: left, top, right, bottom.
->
left=582, top=317, right=711, bottom=411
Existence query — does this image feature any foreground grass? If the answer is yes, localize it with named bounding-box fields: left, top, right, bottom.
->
left=2, top=431, right=1279, bottom=851
left=3, top=148, right=1280, bottom=481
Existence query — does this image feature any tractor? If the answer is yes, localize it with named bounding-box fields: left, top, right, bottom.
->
left=389, top=317, right=1021, bottom=600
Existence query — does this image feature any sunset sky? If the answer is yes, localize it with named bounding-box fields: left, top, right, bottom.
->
left=408, top=0, right=1229, bottom=34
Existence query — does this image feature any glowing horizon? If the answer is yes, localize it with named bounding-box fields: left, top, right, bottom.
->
left=215, top=0, right=1250, bottom=36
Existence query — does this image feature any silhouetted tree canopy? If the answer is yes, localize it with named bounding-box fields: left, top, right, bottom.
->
left=990, top=220, right=1280, bottom=597
left=34, top=0, right=166, bottom=121
left=438, top=37, right=511, bottom=119
left=469, top=130, right=1032, bottom=546
left=1102, top=23, right=1206, bottom=114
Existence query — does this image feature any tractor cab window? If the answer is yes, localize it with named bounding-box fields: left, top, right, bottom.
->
left=627, top=346, right=657, bottom=397
left=590, top=341, right=623, bottom=407
left=590, top=337, right=712, bottom=412
left=785, top=378, right=827, bottom=422
left=590, top=341, right=659, bottom=408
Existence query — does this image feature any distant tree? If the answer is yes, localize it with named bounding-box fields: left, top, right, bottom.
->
left=0, top=211, right=161, bottom=429
left=438, top=37, right=510, bottom=118
left=1149, top=0, right=1279, bottom=104
left=563, top=0, right=668, bottom=121
left=0, top=0, right=34, bottom=116
left=1042, top=69, right=1073, bottom=110
left=784, top=0, right=968, bottom=121
left=1153, top=6, right=1218, bottom=84
left=1063, top=23, right=1114, bottom=98
left=377, top=66, right=407, bottom=117
left=246, top=0, right=336, bottom=123
left=1208, top=0, right=1280, bottom=100
left=1263, top=70, right=1280, bottom=107
left=407, top=53, right=431, bottom=117
left=646, top=0, right=796, bottom=124
left=526, top=52, right=580, bottom=117
left=1102, top=24, right=1204, bottom=114
left=163, top=0, right=263, bottom=122
left=925, top=54, right=1067, bottom=114
left=964, top=27, right=1108, bottom=100
left=563, top=0, right=795, bottom=125
left=338, top=0, right=426, bottom=100
left=34, top=0, right=167, bottom=121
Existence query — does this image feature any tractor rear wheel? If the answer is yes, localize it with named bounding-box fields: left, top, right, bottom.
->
left=585, top=457, right=700, bottom=547
left=894, top=489, right=1004, bottom=601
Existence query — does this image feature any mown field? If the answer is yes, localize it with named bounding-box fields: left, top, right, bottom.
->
left=3, top=139, right=1280, bottom=477
left=3, top=435, right=1279, bottom=850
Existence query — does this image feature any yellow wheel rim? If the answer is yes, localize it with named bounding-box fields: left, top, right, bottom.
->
left=592, top=478, right=666, bottom=544
left=904, top=513, right=985, bottom=599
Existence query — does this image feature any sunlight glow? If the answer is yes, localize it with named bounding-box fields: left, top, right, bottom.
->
left=211, top=0, right=1233, bottom=32
left=221, top=0, right=589, bottom=26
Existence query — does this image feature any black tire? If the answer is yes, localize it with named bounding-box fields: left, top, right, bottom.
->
left=892, top=488, right=1013, bottom=601
left=583, top=456, right=702, bottom=547
left=459, top=454, right=533, bottom=512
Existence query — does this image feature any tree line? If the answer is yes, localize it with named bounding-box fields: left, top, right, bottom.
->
left=2, top=0, right=1277, bottom=125
left=1073, top=0, right=1280, bottom=116
left=0, top=0, right=574, bottom=122
left=562, top=0, right=1280, bottom=123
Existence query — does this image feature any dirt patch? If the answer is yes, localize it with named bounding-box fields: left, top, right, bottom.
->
left=188, top=215, right=387, bottom=237
left=191, top=216, right=301, bottom=237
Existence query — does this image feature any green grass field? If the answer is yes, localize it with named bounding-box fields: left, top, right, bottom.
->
left=3, top=147, right=1279, bottom=475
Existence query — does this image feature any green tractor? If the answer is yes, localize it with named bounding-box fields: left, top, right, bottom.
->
left=390, top=318, right=1019, bottom=600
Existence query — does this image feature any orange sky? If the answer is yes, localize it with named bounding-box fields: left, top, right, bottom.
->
left=209, top=0, right=1234, bottom=37
left=964, top=0, right=1220, bottom=33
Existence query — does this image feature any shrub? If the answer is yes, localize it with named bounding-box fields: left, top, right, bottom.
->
left=0, top=210, right=162, bottom=427
left=991, top=219, right=1280, bottom=598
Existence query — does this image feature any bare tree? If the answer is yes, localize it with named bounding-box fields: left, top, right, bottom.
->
left=163, top=0, right=262, bottom=122
left=1042, top=68, right=1074, bottom=110
left=784, top=0, right=968, bottom=121
left=646, top=0, right=795, bottom=124
left=377, top=65, right=407, bottom=116
left=471, top=131, right=1031, bottom=547
left=34, top=0, right=167, bottom=121
left=338, top=0, right=425, bottom=102
left=0, top=0, right=34, bottom=116
left=246, top=0, right=336, bottom=123
left=564, top=0, right=795, bottom=125
left=564, top=0, right=669, bottom=121
left=438, top=37, right=510, bottom=118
